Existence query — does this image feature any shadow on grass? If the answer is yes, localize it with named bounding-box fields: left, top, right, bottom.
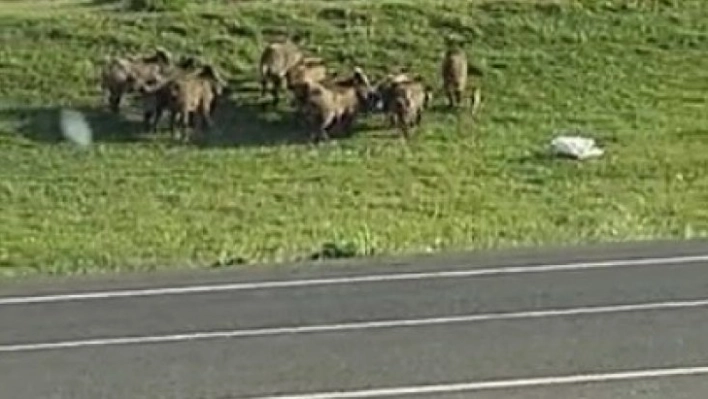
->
left=199, top=96, right=311, bottom=148
left=0, top=105, right=147, bottom=144
left=428, top=102, right=460, bottom=114
left=1, top=75, right=390, bottom=149
left=197, top=82, right=382, bottom=148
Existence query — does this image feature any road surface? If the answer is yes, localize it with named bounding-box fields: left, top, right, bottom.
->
left=1, top=239, right=708, bottom=398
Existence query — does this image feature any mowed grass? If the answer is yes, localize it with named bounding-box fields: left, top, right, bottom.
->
left=0, top=0, right=707, bottom=277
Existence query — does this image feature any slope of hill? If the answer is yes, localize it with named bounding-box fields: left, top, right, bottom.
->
left=0, top=0, right=706, bottom=276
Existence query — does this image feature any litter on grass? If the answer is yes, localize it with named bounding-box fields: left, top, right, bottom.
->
left=549, top=131, right=604, bottom=160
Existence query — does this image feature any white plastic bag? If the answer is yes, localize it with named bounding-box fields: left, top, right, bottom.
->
left=549, top=135, right=604, bottom=160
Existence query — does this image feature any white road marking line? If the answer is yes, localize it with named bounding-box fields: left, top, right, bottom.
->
left=2, top=297, right=707, bottom=353
left=1, top=254, right=707, bottom=306
left=245, top=365, right=708, bottom=399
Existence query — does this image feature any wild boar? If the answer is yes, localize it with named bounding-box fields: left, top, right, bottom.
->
left=141, top=63, right=227, bottom=142
left=387, top=76, right=433, bottom=139
left=285, top=57, right=328, bottom=90
left=372, top=72, right=415, bottom=128
left=441, top=44, right=467, bottom=109
left=285, top=57, right=329, bottom=119
left=138, top=54, right=208, bottom=133
left=441, top=39, right=484, bottom=115
left=258, top=36, right=304, bottom=106
left=100, top=47, right=172, bottom=113
left=298, top=66, right=378, bottom=143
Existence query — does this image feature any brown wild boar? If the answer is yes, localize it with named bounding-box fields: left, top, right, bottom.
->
left=141, top=63, right=227, bottom=143
left=285, top=57, right=329, bottom=117
left=441, top=39, right=484, bottom=115
left=441, top=43, right=467, bottom=109
left=168, top=64, right=228, bottom=143
left=388, top=76, right=433, bottom=139
left=258, top=36, right=304, bottom=106
left=298, top=67, right=378, bottom=143
left=100, top=47, right=172, bottom=113
left=285, top=57, right=328, bottom=90
left=138, top=75, right=171, bottom=133
left=139, top=55, right=208, bottom=133
left=372, top=71, right=414, bottom=128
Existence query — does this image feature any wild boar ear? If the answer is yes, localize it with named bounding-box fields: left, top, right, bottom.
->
left=178, top=56, right=191, bottom=69
left=116, top=58, right=132, bottom=70
left=290, top=32, right=305, bottom=44
left=206, top=65, right=228, bottom=87
left=353, top=66, right=372, bottom=86
left=154, top=47, right=172, bottom=64
left=198, top=64, right=216, bottom=80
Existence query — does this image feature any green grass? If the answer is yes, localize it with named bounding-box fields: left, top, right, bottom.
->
left=0, top=0, right=707, bottom=278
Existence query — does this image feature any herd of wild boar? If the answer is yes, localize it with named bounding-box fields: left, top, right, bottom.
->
left=99, top=34, right=482, bottom=144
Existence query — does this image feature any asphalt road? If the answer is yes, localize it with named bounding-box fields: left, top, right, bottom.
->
left=1, top=239, right=708, bottom=399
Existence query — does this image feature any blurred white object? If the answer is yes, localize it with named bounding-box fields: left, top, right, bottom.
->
left=59, top=108, right=92, bottom=147
left=550, top=135, right=604, bottom=160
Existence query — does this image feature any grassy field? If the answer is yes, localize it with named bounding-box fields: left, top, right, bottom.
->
left=0, top=0, right=706, bottom=278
